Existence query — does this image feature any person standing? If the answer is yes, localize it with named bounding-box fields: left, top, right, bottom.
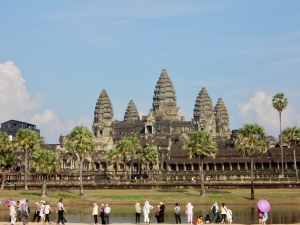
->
left=143, top=201, right=153, bottom=225
left=258, top=208, right=263, bottom=224
left=135, top=203, right=141, bottom=224
left=159, top=202, right=165, bottom=223
left=10, top=201, right=17, bottom=225
left=174, top=203, right=181, bottom=224
left=220, top=203, right=227, bottom=223
left=33, top=202, right=41, bottom=222
left=226, top=208, right=232, bottom=224
left=155, top=205, right=161, bottom=223
left=186, top=203, right=193, bottom=224
left=92, top=203, right=98, bottom=225
left=210, top=202, right=219, bottom=223
left=22, top=199, right=30, bottom=225
left=104, top=204, right=110, bottom=224
left=100, top=204, right=105, bottom=224
left=16, top=201, right=22, bottom=221
left=44, top=201, right=53, bottom=225
left=40, top=201, right=46, bottom=223
left=262, top=212, right=268, bottom=224
left=56, top=198, right=67, bottom=225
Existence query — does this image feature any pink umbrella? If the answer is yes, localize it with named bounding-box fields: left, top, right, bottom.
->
left=19, top=199, right=26, bottom=204
left=3, top=199, right=13, bottom=207
left=258, top=199, right=271, bottom=212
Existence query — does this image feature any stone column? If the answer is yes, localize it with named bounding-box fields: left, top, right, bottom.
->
left=245, top=162, right=248, bottom=170
left=184, top=164, right=186, bottom=171
left=176, top=164, right=178, bottom=171
left=222, top=163, right=224, bottom=171
left=230, top=163, right=232, bottom=171
left=206, top=163, right=209, bottom=171
left=285, top=162, right=288, bottom=169
left=214, top=163, right=216, bottom=171
left=191, top=163, right=194, bottom=171
left=237, top=163, right=240, bottom=170
left=277, top=162, right=280, bottom=170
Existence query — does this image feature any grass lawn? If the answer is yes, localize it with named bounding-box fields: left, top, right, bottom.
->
left=0, top=188, right=299, bottom=207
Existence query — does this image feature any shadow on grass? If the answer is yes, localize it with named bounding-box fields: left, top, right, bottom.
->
left=19, top=192, right=41, bottom=197
left=206, top=190, right=251, bottom=200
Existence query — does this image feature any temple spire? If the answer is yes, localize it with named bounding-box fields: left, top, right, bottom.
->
left=124, top=100, right=140, bottom=122
left=214, top=98, right=230, bottom=138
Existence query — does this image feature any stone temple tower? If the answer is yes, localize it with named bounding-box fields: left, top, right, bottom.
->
left=214, top=98, right=230, bottom=139
left=124, top=100, right=140, bottom=122
left=193, top=87, right=216, bottom=136
left=151, top=69, right=183, bottom=121
left=92, top=89, right=114, bottom=137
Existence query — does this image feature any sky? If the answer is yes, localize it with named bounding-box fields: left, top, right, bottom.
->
left=0, top=1, right=299, bottom=144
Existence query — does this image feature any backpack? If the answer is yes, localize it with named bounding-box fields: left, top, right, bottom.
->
left=212, top=205, right=216, bottom=213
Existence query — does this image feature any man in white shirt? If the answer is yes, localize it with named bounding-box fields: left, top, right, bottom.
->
left=104, top=204, right=111, bottom=224
left=56, top=198, right=67, bottom=225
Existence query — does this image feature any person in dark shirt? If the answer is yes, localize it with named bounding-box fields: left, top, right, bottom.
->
left=159, top=202, right=165, bottom=223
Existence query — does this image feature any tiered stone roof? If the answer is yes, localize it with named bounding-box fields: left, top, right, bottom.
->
left=93, top=89, right=113, bottom=123
left=193, top=87, right=216, bottom=136
left=214, top=98, right=230, bottom=138
left=124, top=100, right=140, bottom=122
left=152, top=69, right=182, bottom=121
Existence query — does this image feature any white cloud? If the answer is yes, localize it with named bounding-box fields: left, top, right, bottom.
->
left=0, top=61, right=91, bottom=143
left=238, top=91, right=300, bottom=137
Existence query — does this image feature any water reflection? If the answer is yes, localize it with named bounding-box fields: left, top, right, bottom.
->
left=0, top=205, right=299, bottom=224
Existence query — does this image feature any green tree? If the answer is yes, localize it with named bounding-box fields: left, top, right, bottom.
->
left=30, top=149, right=60, bottom=197
left=14, top=129, right=41, bottom=190
left=0, top=131, right=15, bottom=190
left=65, top=126, right=95, bottom=195
left=140, top=146, right=159, bottom=178
left=236, top=124, right=267, bottom=200
left=272, top=93, right=288, bottom=178
left=282, top=126, right=300, bottom=179
left=106, top=148, right=121, bottom=180
left=115, top=136, right=142, bottom=179
left=187, top=131, right=218, bottom=196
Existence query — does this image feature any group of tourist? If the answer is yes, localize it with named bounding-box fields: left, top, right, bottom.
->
left=92, top=203, right=111, bottom=225
left=7, top=198, right=67, bottom=225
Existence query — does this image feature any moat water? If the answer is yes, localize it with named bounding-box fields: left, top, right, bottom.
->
left=0, top=205, right=299, bottom=224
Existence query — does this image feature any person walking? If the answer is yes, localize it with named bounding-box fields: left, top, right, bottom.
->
left=22, top=199, right=30, bottom=225
left=32, top=202, right=41, bottom=222
left=44, top=201, right=53, bottom=225
left=135, top=203, right=141, bottom=224
left=226, top=208, right=232, bottom=224
left=186, top=203, right=193, bottom=224
left=220, top=203, right=227, bottom=223
left=16, top=201, right=22, bottom=221
left=40, top=201, right=46, bottom=223
left=159, top=202, right=165, bottom=223
left=100, top=204, right=105, bottom=224
left=92, top=203, right=98, bottom=225
left=10, top=201, right=17, bottom=225
left=143, top=201, right=153, bottom=225
left=210, top=202, right=219, bottom=223
left=262, top=212, right=268, bottom=224
left=155, top=205, right=161, bottom=223
left=104, top=204, right=111, bottom=224
left=174, top=203, right=181, bottom=224
left=56, top=198, right=67, bottom=225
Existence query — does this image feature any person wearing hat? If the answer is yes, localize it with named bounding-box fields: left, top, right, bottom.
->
left=135, top=203, right=141, bottom=224
left=44, top=201, right=53, bottom=225
left=186, top=203, right=193, bottom=224
left=92, top=203, right=99, bottom=225
left=143, top=201, right=153, bottom=225
left=10, top=201, right=17, bottom=225
left=57, top=198, right=67, bottom=225
left=100, top=204, right=105, bottom=225
left=32, top=202, right=41, bottom=222
left=159, top=202, right=165, bottom=223
left=22, top=199, right=30, bottom=225
left=104, top=204, right=111, bottom=224
left=39, top=201, right=46, bottom=223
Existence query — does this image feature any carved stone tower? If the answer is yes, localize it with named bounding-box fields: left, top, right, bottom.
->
left=124, top=100, right=140, bottom=122
left=193, top=87, right=216, bottom=136
left=151, top=69, right=183, bottom=121
left=214, top=98, right=230, bottom=139
left=92, top=89, right=114, bottom=137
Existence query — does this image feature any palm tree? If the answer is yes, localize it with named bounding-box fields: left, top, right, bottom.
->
left=236, top=124, right=267, bottom=200
left=282, top=126, right=300, bottom=179
left=14, top=129, right=41, bottom=190
left=106, top=148, right=121, bottom=180
left=187, top=131, right=218, bottom=196
left=30, top=149, right=60, bottom=197
left=272, top=93, right=288, bottom=178
left=0, top=131, right=15, bottom=190
left=65, top=125, right=95, bottom=195
left=115, top=136, right=142, bottom=179
left=140, top=146, right=159, bottom=179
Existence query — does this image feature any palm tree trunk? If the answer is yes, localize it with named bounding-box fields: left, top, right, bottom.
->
left=250, top=155, right=255, bottom=200
left=200, top=156, right=205, bottom=196
left=280, top=112, right=284, bottom=178
left=79, top=158, right=84, bottom=195
left=25, top=148, right=28, bottom=191
left=293, top=148, right=298, bottom=179
left=1, top=170, right=6, bottom=190
left=41, top=180, right=46, bottom=197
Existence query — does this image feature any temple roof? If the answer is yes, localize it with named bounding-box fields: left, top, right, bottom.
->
left=94, top=89, right=113, bottom=121
left=193, top=87, right=214, bottom=121
left=124, top=100, right=140, bottom=122
left=214, top=98, right=229, bottom=126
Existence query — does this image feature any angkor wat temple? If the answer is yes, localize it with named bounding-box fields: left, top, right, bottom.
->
left=55, top=69, right=299, bottom=181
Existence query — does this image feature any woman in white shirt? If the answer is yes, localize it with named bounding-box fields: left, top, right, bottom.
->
left=186, top=203, right=194, bottom=224
left=10, top=201, right=17, bottom=225
left=220, top=203, right=228, bottom=223
left=143, top=201, right=153, bottom=225
left=39, top=201, right=46, bottom=222
left=44, top=201, right=53, bottom=225
left=92, top=203, right=99, bottom=225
